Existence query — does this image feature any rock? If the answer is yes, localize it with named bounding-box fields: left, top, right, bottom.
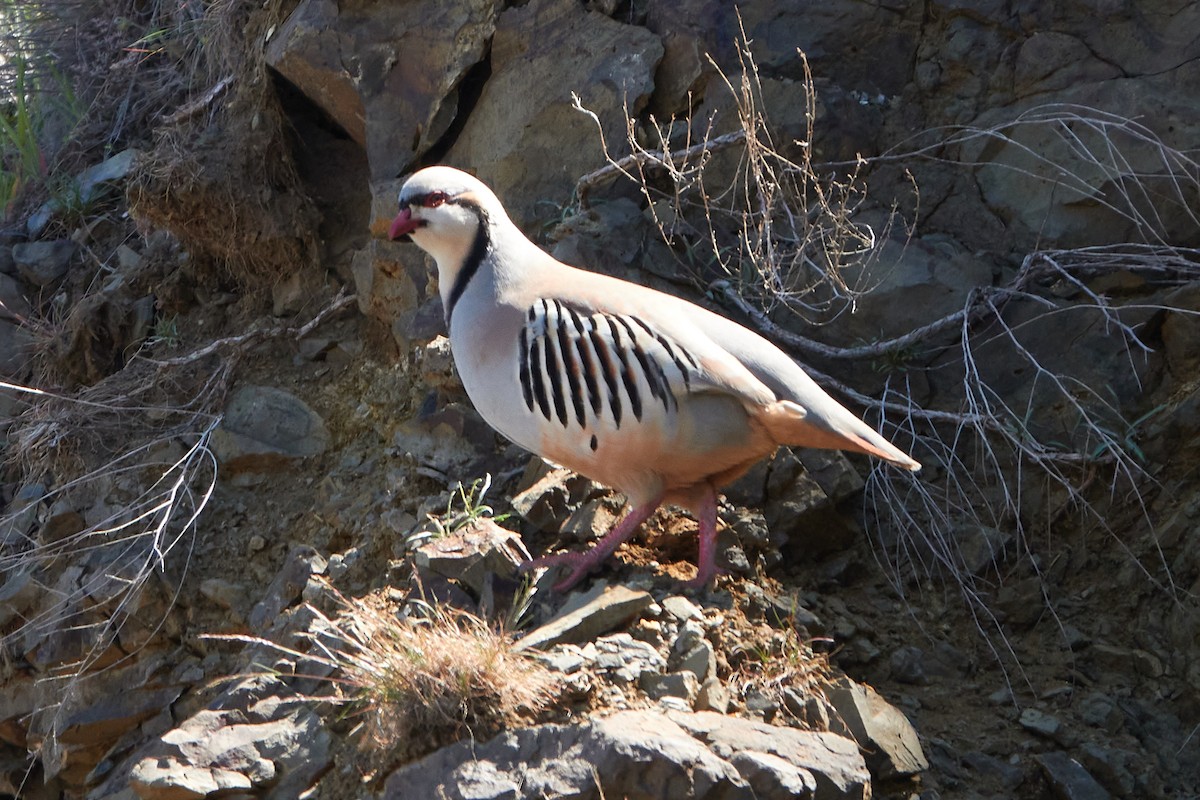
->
left=695, top=679, right=731, bottom=714
left=383, top=710, right=746, bottom=800
left=1019, top=707, right=1062, bottom=739
left=590, top=633, right=667, bottom=683
left=0, top=319, right=32, bottom=377
left=826, top=678, right=928, bottom=779
left=58, top=685, right=183, bottom=748
left=824, top=236, right=993, bottom=348
left=27, top=149, right=140, bottom=237
left=1077, top=743, right=1138, bottom=798
left=13, top=239, right=75, bottom=286
left=210, top=386, right=329, bottom=473
left=266, top=0, right=497, bottom=180
left=889, top=645, right=929, bottom=685
left=509, top=465, right=588, bottom=532
left=0, top=569, right=40, bottom=628
left=672, top=711, right=870, bottom=800
left=0, top=272, right=31, bottom=321
left=1078, top=692, right=1123, bottom=733
left=962, top=751, right=1025, bottom=790
left=413, top=517, right=529, bottom=595
left=662, top=595, right=705, bottom=623
left=517, top=584, right=654, bottom=651
left=673, top=632, right=716, bottom=683
left=641, top=671, right=700, bottom=705
left=351, top=235, right=434, bottom=349
left=384, top=709, right=869, bottom=800
left=129, top=678, right=331, bottom=800
left=967, top=68, right=1200, bottom=248
left=730, top=751, right=818, bottom=799
left=247, top=546, right=328, bottom=634
left=954, top=523, right=1014, bottom=574
left=447, top=0, right=663, bottom=225
left=1034, top=751, right=1112, bottom=800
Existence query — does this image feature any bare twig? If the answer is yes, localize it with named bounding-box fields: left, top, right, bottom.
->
left=146, top=289, right=356, bottom=367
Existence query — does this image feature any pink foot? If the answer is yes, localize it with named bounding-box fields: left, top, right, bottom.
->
left=681, top=485, right=720, bottom=592
left=521, top=550, right=605, bottom=592
left=520, top=496, right=663, bottom=592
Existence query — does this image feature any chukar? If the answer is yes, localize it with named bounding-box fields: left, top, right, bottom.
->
left=389, top=165, right=920, bottom=591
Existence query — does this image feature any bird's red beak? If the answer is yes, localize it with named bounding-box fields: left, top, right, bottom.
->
left=389, top=207, right=420, bottom=241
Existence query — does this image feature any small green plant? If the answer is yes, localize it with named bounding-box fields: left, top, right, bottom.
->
left=406, top=474, right=509, bottom=548
left=0, top=58, right=46, bottom=219
left=1087, top=402, right=1166, bottom=464
left=149, top=314, right=181, bottom=349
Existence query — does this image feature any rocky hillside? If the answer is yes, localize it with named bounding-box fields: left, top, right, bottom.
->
left=1, top=0, right=1199, bottom=798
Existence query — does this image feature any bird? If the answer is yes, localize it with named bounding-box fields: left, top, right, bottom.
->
left=388, top=165, right=921, bottom=591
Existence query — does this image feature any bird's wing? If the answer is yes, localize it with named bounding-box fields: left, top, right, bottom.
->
left=514, top=262, right=920, bottom=470
left=513, top=293, right=777, bottom=433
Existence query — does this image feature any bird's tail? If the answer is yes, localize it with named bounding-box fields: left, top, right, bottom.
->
left=758, top=399, right=922, bottom=472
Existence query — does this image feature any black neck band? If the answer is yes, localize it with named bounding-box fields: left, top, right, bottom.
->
left=445, top=205, right=490, bottom=325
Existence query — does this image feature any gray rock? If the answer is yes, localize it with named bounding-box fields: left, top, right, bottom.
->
left=1019, top=707, right=1062, bottom=739
left=27, top=149, right=140, bottom=237
left=447, top=0, right=663, bottom=225
left=826, top=678, right=929, bottom=779
left=954, top=523, right=1014, bottom=574
left=962, top=750, right=1025, bottom=790
left=1077, top=743, right=1138, bottom=798
left=641, top=671, right=700, bottom=705
left=128, top=678, right=331, bottom=800
left=1034, top=751, right=1112, bottom=800
left=1078, top=692, right=1123, bottom=733
left=247, top=545, right=328, bottom=634
left=0, top=319, right=32, bottom=378
left=384, top=709, right=870, bottom=800
left=589, top=633, right=666, bottom=683
left=516, top=584, right=654, bottom=651
left=730, top=751, right=818, bottom=799
left=266, top=0, right=497, bottom=180
left=13, top=239, right=75, bottom=286
left=695, top=678, right=731, bottom=714
left=414, top=517, right=528, bottom=595
left=675, top=636, right=717, bottom=684
left=0, top=272, right=31, bottom=321
left=672, top=711, right=870, bottom=800
left=662, top=595, right=705, bottom=623
left=210, top=386, right=329, bottom=472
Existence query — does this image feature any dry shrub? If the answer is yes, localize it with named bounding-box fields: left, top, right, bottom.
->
left=127, top=0, right=319, bottom=292
left=233, top=585, right=558, bottom=763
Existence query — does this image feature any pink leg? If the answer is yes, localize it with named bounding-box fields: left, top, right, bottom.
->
left=683, top=485, right=719, bottom=591
left=521, top=496, right=663, bottom=592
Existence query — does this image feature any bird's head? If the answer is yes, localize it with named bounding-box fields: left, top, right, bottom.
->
left=388, top=166, right=502, bottom=265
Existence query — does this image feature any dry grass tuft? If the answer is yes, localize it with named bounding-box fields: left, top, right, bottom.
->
left=126, top=0, right=319, bottom=292
left=225, top=584, right=559, bottom=763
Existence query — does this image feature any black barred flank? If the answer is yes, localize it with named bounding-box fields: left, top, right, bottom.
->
left=518, top=327, right=533, bottom=411
left=517, top=302, right=703, bottom=433
left=555, top=303, right=587, bottom=426
left=569, top=310, right=603, bottom=415
left=540, top=303, right=569, bottom=426
left=617, top=317, right=670, bottom=413
left=607, top=317, right=643, bottom=421
left=590, top=328, right=623, bottom=428
left=528, top=338, right=551, bottom=420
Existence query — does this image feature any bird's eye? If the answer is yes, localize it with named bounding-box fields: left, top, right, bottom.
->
left=422, top=191, right=448, bottom=208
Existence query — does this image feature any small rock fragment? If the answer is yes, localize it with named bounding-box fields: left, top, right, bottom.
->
left=516, top=584, right=653, bottom=651
left=1034, top=751, right=1112, bottom=800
